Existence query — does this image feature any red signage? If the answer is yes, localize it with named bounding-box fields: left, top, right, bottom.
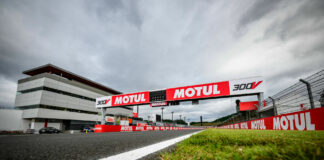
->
left=96, top=77, right=265, bottom=108
left=239, top=101, right=258, bottom=111
left=166, top=81, right=230, bottom=101
left=132, top=112, right=138, bottom=118
left=112, top=91, right=150, bottom=106
left=94, top=125, right=203, bottom=133
left=219, top=107, right=324, bottom=130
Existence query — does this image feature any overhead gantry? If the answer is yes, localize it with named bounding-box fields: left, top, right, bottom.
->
left=96, top=77, right=265, bottom=124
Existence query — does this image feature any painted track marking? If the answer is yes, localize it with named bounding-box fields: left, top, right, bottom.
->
left=100, top=130, right=203, bottom=160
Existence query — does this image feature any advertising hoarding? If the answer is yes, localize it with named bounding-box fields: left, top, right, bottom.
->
left=96, top=77, right=264, bottom=108
left=219, top=107, right=324, bottom=130
left=96, top=91, right=150, bottom=108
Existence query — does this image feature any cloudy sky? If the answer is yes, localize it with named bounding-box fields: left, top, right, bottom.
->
left=0, top=0, right=323, bottom=121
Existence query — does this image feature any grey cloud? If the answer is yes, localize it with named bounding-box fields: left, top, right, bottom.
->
left=262, top=0, right=324, bottom=42
left=0, top=0, right=323, bottom=121
left=238, top=0, right=282, bottom=28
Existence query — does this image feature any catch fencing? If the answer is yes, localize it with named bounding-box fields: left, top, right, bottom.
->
left=264, top=69, right=324, bottom=115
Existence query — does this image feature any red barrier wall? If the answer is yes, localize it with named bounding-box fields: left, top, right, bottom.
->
left=94, top=125, right=203, bottom=133
left=219, top=107, right=324, bottom=130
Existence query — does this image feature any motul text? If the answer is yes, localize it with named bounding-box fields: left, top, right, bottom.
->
left=166, top=81, right=230, bottom=101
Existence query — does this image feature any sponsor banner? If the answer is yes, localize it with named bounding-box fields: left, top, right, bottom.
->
left=166, top=81, right=230, bottom=101
left=96, top=77, right=264, bottom=108
left=239, top=101, right=258, bottom=111
left=239, top=101, right=266, bottom=111
left=112, top=91, right=150, bottom=106
left=137, top=123, right=147, bottom=127
left=219, top=107, right=324, bottom=130
left=150, top=101, right=168, bottom=107
left=96, top=96, right=112, bottom=108
left=229, top=77, right=264, bottom=95
left=94, top=125, right=203, bottom=133
left=134, top=126, right=146, bottom=131
left=96, top=91, right=150, bottom=108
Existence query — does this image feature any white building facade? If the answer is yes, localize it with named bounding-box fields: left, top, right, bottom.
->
left=12, top=64, right=132, bottom=133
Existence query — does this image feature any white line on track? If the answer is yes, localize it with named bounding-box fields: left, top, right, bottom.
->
left=99, top=130, right=203, bottom=160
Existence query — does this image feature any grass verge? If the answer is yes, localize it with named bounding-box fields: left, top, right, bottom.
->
left=160, top=129, right=324, bottom=160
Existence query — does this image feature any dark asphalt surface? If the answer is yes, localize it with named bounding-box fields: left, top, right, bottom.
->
left=0, top=130, right=200, bottom=160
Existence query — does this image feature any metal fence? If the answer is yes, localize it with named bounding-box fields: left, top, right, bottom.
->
left=264, top=69, right=324, bottom=115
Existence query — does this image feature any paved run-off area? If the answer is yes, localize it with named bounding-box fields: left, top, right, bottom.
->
left=0, top=130, right=200, bottom=160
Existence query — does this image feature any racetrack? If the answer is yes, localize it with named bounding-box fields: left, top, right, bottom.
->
left=0, top=130, right=200, bottom=160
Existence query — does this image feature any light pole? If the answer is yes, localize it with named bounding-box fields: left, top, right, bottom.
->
left=161, top=107, right=164, bottom=122
left=171, top=111, right=174, bottom=122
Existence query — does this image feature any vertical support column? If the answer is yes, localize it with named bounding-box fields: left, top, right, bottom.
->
left=300, top=79, right=315, bottom=109
left=257, top=92, right=264, bottom=110
left=101, top=108, right=106, bottom=125
left=257, top=92, right=264, bottom=118
left=30, top=118, right=35, bottom=129
left=161, top=107, right=164, bottom=122
left=269, top=97, right=277, bottom=116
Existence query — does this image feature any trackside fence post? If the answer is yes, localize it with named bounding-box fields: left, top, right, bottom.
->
left=269, top=96, right=277, bottom=116
left=300, top=79, right=315, bottom=109
left=257, top=92, right=264, bottom=118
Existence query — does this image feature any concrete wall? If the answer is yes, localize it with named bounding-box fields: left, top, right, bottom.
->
left=17, top=78, right=45, bottom=92
left=43, top=77, right=106, bottom=99
left=15, top=76, right=132, bottom=116
left=40, top=90, right=98, bottom=112
left=15, top=90, right=42, bottom=107
left=0, top=109, right=29, bottom=132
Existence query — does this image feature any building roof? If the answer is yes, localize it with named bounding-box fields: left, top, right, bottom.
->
left=23, top=64, right=122, bottom=95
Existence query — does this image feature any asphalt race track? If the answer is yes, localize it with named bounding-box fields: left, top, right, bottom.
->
left=0, top=130, right=200, bottom=160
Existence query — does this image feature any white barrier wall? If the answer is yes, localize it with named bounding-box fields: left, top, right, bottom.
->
left=0, top=109, right=29, bottom=132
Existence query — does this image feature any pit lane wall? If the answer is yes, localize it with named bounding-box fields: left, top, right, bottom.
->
left=219, top=107, right=324, bottom=130
left=94, top=125, right=203, bottom=133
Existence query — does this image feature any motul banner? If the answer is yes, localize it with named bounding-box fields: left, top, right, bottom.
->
left=166, top=81, right=230, bottom=101
left=96, top=91, right=150, bottom=108
left=166, top=77, right=264, bottom=101
left=96, top=77, right=264, bottom=107
left=94, top=125, right=203, bottom=133
left=219, top=107, right=324, bottom=130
